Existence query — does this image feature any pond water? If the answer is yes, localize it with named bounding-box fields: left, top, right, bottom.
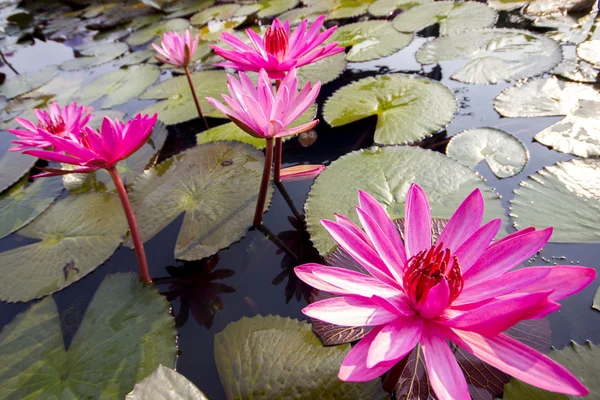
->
left=0, top=0, right=599, bottom=399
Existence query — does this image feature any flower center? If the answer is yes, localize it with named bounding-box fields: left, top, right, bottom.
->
left=403, top=242, right=463, bottom=307
left=265, top=26, right=289, bottom=62
left=39, top=115, right=67, bottom=137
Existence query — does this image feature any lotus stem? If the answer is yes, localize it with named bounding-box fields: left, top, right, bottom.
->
left=184, top=65, right=208, bottom=130
left=0, top=49, right=18, bottom=75
left=108, top=166, right=151, bottom=284
left=273, top=79, right=283, bottom=183
left=254, top=138, right=274, bottom=227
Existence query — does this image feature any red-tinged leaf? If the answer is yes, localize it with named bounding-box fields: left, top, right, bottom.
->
left=311, top=317, right=371, bottom=346
left=505, top=318, right=552, bottom=353
left=454, top=345, right=509, bottom=400
left=393, top=345, right=434, bottom=400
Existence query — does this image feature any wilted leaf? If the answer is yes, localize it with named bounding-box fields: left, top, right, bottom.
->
left=311, top=318, right=370, bottom=346
left=127, top=365, right=209, bottom=399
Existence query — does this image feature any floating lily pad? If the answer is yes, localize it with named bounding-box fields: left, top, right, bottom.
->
left=368, top=0, right=433, bottom=17
left=305, top=145, right=506, bottom=255
left=114, top=50, right=154, bottom=66
left=62, top=122, right=168, bottom=194
left=127, top=18, right=190, bottom=46
left=329, top=20, right=413, bottom=62
left=446, top=127, right=529, bottom=178
left=214, top=315, right=388, bottom=399
left=543, top=9, right=596, bottom=44
left=594, top=286, right=600, bottom=312
left=296, top=52, right=346, bottom=86
left=0, top=192, right=127, bottom=302
left=303, top=0, right=376, bottom=20
left=392, top=1, right=497, bottom=36
left=0, top=65, right=57, bottom=99
left=0, top=273, right=176, bottom=397
left=128, top=142, right=272, bottom=260
left=277, top=5, right=329, bottom=25
left=127, top=366, right=209, bottom=400
left=235, top=0, right=299, bottom=17
left=416, top=28, right=562, bottom=84
left=197, top=104, right=317, bottom=149
left=524, top=0, right=596, bottom=17
left=554, top=57, right=599, bottom=83
left=60, top=42, right=129, bottom=71
left=139, top=70, right=229, bottom=125
left=323, top=74, right=457, bottom=145
left=73, top=64, right=160, bottom=109
left=190, top=3, right=240, bottom=25
left=578, top=40, right=600, bottom=67
left=196, top=17, right=246, bottom=42
left=0, top=175, right=62, bottom=240
left=510, top=159, right=600, bottom=243
left=165, top=0, right=215, bottom=18
left=88, top=109, right=127, bottom=129
left=0, top=132, right=37, bottom=193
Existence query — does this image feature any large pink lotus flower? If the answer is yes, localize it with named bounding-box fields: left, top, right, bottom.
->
left=11, top=113, right=157, bottom=176
left=295, top=184, right=595, bottom=399
left=211, top=15, right=344, bottom=80
left=8, top=102, right=92, bottom=151
left=152, top=29, right=200, bottom=67
left=205, top=68, right=320, bottom=139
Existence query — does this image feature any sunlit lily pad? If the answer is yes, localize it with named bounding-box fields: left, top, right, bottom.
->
left=196, top=17, right=246, bottom=42
left=296, top=52, right=346, bottom=86
left=524, top=0, right=596, bottom=17
left=234, top=0, right=298, bottom=17
left=88, top=109, right=127, bottom=129
left=0, top=132, right=37, bottom=193
left=0, top=193, right=127, bottom=302
left=139, top=70, right=229, bottom=125
left=214, top=315, right=387, bottom=399
left=392, top=1, right=497, bottom=36
left=594, top=286, right=600, bottom=312
left=0, top=175, right=62, bottom=239
left=416, top=28, right=562, bottom=84
left=164, top=0, right=215, bottom=18
left=329, top=20, right=413, bottom=62
left=446, top=128, right=528, bottom=178
left=323, top=74, right=457, bottom=145
left=368, top=0, right=433, bottom=17
left=190, top=3, right=240, bottom=25
left=0, top=65, right=57, bottom=99
left=62, top=122, right=168, bottom=193
left=128, top=142, right=272, bottom=260
left=277, top=5, right=329, bottom=25
left=305, top=145, right=506, bottom=255
left=303, top=0, right=376, bottom=20
left=510, top=159, right=600, bottom=242
left=554, top=57, right=599, bottom=83
left=127, top=18, right=190, bottom=46
left=0, top=273, right=176, bottom=397
left=542, top=9, right=596, bottom=44
left=114, top=50, right=155, bottom=66
left=127, top=365, right=209, bottom=400
left=577, top=40, right=600, bottom=67
left=72, top=64, right=160, bottom=109
left=60, top=42, right=129, bottom=71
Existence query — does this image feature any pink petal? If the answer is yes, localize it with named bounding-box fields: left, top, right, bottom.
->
left=339, top=326, right=397, bottom=381
left=333, top=213, right=371, bottom=245
left=280, top=164, right=324, bottom=181
left=294, top=263, right=347, bottom=294
left=366, top=316, right=423, bottom=368
left=370, top=294, right=415, bottom=317
left=23, top=149, right=84, bottom=165
left=437, top=189, right=484, bottom=253
left=309, top=265, right=400, bottom=298
left=518, top=266, right=596, bottom=301
left=455, top=218, right=502, bottom=273
left=417, top=278, right=450, bottom=319
left=302, top=295, right=399, bottom=327
left=404, top=183, right=432, bottom=258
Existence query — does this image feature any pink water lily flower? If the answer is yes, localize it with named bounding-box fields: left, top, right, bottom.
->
left=211, top=15, right=344, bottom=80
left=152, top=29, right=200, bottom=67
left=8, top=102, right=92, bottom=151
left=206, top=67, right=320, bottom=139
left=295, top=184, right=595, bottom=399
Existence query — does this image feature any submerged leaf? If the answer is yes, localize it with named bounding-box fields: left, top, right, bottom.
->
left=127, top=365, right=209, bottom=399
left=60, top=42, right=129, bottom=71
left=368, top=0, right=433, bottom=17
left=323, top=74, right=457, bottom=145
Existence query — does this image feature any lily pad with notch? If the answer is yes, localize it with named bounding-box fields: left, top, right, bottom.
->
left=127, top=365, right=209, bottom=399
left=60, top=42, right=129, bottom=71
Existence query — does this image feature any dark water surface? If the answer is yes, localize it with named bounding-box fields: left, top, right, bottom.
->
left=0, top=7, right=599, bottom=400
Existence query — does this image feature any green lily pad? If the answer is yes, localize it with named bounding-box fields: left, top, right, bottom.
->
left=0, top=273, right=176, bottom=397
left=303, top=0, right=376, bottom=20
left=0, top=192, right=127, bottom=302
left=328, top=20, right=413, bottom=62
left=486, top=0, right=528, bottom=11
left=0, top=175, right=63, bottom=240
left=127, top=365, right=209, bottom=399
left=190, top=3, right=240, bottom=25
left=495, top=77, right=600, bottom=157
left=88, top=110, right=127, bottom=129
left=323, top=74, right=457, bottom=145
left=165, top=0, right=215, bottom=18
left=0, top=65, right=58, bottom=99
left=510, top=159, right=600, bottom=243
left=0, top=132, right=37, bottom=194
left=62, top=122, right=168, bottom=194
left=72, top=64, right=160, bottom=109
left=127, top=18, right=190, bottom=46
left=114, top=50, right=155, bottom=67
left=214, top=315, right=388, bottom=399
left=446, top=127, right=529, bottom=178
left=554, top=57, right=599, bottom=83
left=196, top=104, right=317, bottom=149
left=196, top=17, right=246, bottom=42
left=235, top=0, right=299, bottom=18
left=392, top=1, right=497, bottom=36
left=577, top=40, right=600, bottom=67
left=277, top=5, right=329, bottom=26
left=128, top=142, right=273, bottom=260
left=368, top=0, right=433, bottom=17
left=296, top=52, right=346, bottom=86
left=416, top=28, right=563, bottom=84
left=305, top=145, right=506, bottom=255
left=60, top=42, right=129, bottom=71
left=139, top=70, right=229, bottom=125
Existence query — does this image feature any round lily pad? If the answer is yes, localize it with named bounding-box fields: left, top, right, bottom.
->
left=72, top=64, right=160, bottom=109
left=128, top=142, right=273, bottom=260
left=368, top=0, right=433, bottom=17
left=305, top=145, right=506, bottom=255
left=214, top=315, right=388, bottom=399
left=392, top=1, right=497, bottom=36
left=303, top=0, right=375, bottom=20
left=0, top=175, right=63, bottom=239
left=277, top=5, right=329, bottom=26
left=195, top=17, right=246, bottom=42
left=416, top=28, right=563, bottom=84
left=296, top=52, right=346, bottom=86
left=235, top=0, right=299, bottom=17
left=139, top=70, right=229, bottom=125
left=127, top=366, right=209, bottom=399
left=0, top=273, right=176, bottom=398
left=328, top=20, right=413, bottom=62
left=578, top=40, right=600, bottom=67
left=323, top=74, right=457, bottom=145
left=0, top=65, right=58, bottom=99
left=114, top=50, right=155, bottom=67
left=190, top=3, right=240, bottom=25
left=446, top=127, right=528, bottom=178
left=510, top=159, right=600, bottom=243
left=0, top=132, right=37, bottom=194
left=60, top=42, right=129, bottom=71
left=0, top=192, right=127, bottom=302
left=127, top=18, right=190, bottom=46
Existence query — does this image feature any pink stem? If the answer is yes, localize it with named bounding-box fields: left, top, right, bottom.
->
left=254, top=138, right=274, bottom=227
left=184, top=66, right=209, bottom=130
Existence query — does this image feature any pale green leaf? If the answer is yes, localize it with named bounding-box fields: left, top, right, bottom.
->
left=127, top=18, right=190, bottom=46
left=0, top=65, right=58, bottom=99
left=127, top=365, right=209, bottom=400
left=0, top=132, right=37, bottom=193
left=88, top=110, right=127, bottom=129
left=277, top=5, right=330, bottom=26
left=60, top=42, right=129, bottom=71
left=190, top=3, right=240, bottom=25
left=296, top=52, right=346, bottom=86
left=235, top=0, right=299, bottom=17
left=195, top=17, right=246, bottom=42
left=368, top=0, right=433, bottom=17
left=303, top=0, right=376, bottom=20
left=114, top=50, right=155, bottom=67
left=165, top=0, right=215, bottom=18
